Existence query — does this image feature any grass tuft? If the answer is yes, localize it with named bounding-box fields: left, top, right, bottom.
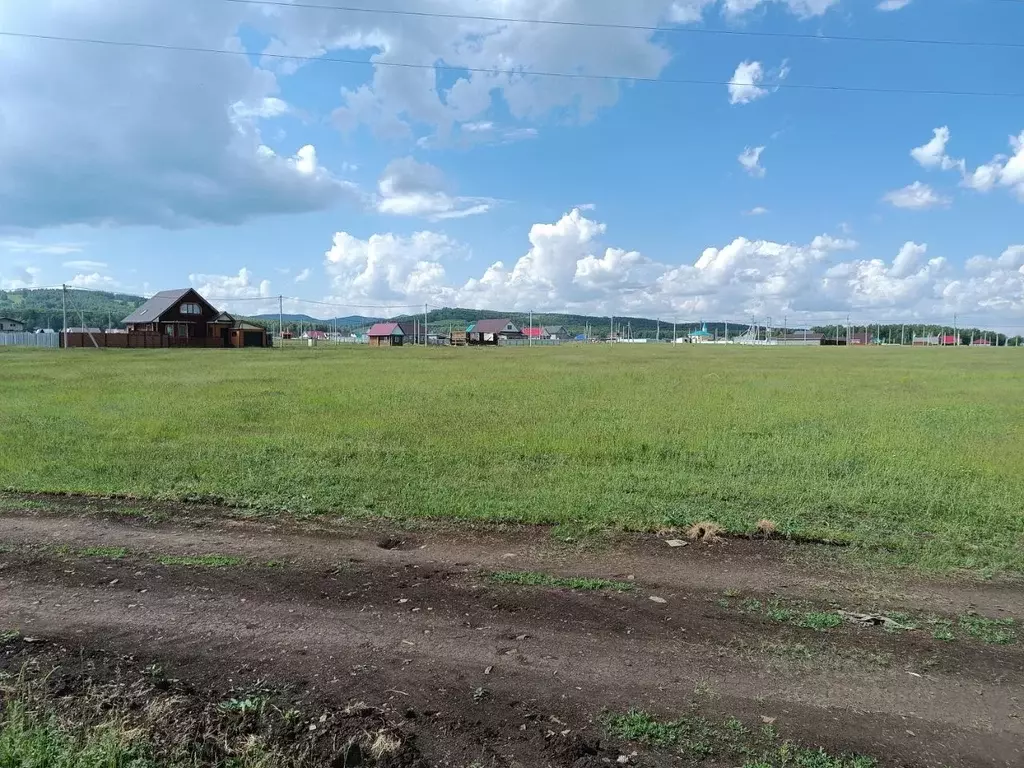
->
left=489, top=570, right=634, bottom=591
left=604, top=709, right=875, bottom=767
left=755, top=519, right=778, bottom=539
left=958, top=614, right=1016, bottom=644
left=687, top=521, right=725, bottom=543
left=796, top=612, right=844, bottom=631
left=369, top=730, right=403, bottom=759
left=78, top=546, right=128, bottom=559
left=156, top=554, right=242, bottom=568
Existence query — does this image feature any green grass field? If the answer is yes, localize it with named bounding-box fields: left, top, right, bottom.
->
left=1, top=346, right=1022, bottom=573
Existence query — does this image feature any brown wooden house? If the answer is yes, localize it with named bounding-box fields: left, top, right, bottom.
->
left=122, top=289, right=268, bottom=348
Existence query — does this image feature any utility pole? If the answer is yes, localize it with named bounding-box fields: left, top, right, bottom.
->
left=901, top=324, right=905, bottom=346
left=953, top=313, right=958, bottom=346
left=673, top=319, right=676, bottom=345
left=725, top=321, right=729, bottom=344
left=656, top=318, right=660, bottom=342
left=61, top=283, right=67, bottom=351
left=610, top=315, right=614, bottom=342
left=278, top=295, right=283, bottom=346
left=424, top=303, right=428, bottom=346
left=847, top=314, right=851, bottom=347
left=529, top=309, right=533, bottom=348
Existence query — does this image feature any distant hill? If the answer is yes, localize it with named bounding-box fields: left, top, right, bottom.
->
left=250, top=313, right=320, bottom=324
left=0, top=288, right=146, bottom=330
left=250, top=313, right=384, bottom=329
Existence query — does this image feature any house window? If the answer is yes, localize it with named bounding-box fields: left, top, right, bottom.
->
left=165, top=325, right=175, bottom=337
left=180, top=302, right=201, bottom=315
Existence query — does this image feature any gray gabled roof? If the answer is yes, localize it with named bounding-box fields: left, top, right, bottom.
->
left=122, top=288, right=214, bottom=324
left=469, top=318, right=518, bottom=334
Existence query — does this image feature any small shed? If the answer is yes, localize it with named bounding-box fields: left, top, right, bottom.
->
left=466, top=318, right=522, bottom=345
left=229, top=321, right=269, bottom=348
left=368, top=322, right=413, bottom=346
left=689, top=323, right=713, bottom=343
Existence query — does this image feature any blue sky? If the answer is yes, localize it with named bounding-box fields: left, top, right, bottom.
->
left=0, top=0, right=1022, bottom=327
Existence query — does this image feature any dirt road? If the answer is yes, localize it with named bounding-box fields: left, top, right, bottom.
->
left=1, top=495, right=1021, bottom=767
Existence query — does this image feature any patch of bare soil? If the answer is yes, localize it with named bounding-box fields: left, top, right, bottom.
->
left=1, top=494, right=1022, bottom=767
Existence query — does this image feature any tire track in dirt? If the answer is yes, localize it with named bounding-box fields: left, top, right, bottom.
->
left=1, top=505, right=1023, bottom=767
left=3, top=505, right=1023, bottom=617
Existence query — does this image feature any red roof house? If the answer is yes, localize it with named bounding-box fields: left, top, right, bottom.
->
left=368, top=321, right=417, bottom=347
left=523, top=327, right=546, bottom=338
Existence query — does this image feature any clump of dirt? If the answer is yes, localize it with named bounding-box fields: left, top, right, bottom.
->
left=544, top=733, right=613, bottom=767
left=0, top=634, right=426, bottom=768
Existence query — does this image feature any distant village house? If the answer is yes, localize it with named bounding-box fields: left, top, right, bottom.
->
left=367, top=321, right=417, bottom=347
left=0, top=317, right=25, bottom=332
left=466, top=319, right=523, bottom=345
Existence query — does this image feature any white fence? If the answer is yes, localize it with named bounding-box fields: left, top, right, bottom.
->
left=0, top=332, right=59, bottom=349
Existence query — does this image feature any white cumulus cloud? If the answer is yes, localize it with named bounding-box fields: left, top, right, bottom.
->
left=376, top=157, right=494, bottom=221
left=738, top=146, right=766, bottom=178
left=911, top=127, right=964, bottom=172
left=69, top=273, right=119, bottom=290
left=188, top=268, right=274, bottom=313
left=723, top=0, right=840, bottom=16
left=877, top=0, right=913, bottom=11
left=324, top=230, right=464, bottom=306
left=0, top=266, right=42, bottom=290
left=728, top=60, right=789, bottom=105
left=962, top=131, right=1024, bottom=201
left=0, top=1, right=364, bottom=229
left=313, top=208, right=1024, bottom=323
left=907, top=126, right=1024, bottom=203
left=883, top=182, right=950, bottom=210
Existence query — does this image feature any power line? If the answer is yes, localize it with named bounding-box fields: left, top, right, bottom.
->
left=204, top=294, right=428, bottom=310
left=1, top=30, right=1021, bottom=98
left=218, top=0, right=1024, bottom=50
